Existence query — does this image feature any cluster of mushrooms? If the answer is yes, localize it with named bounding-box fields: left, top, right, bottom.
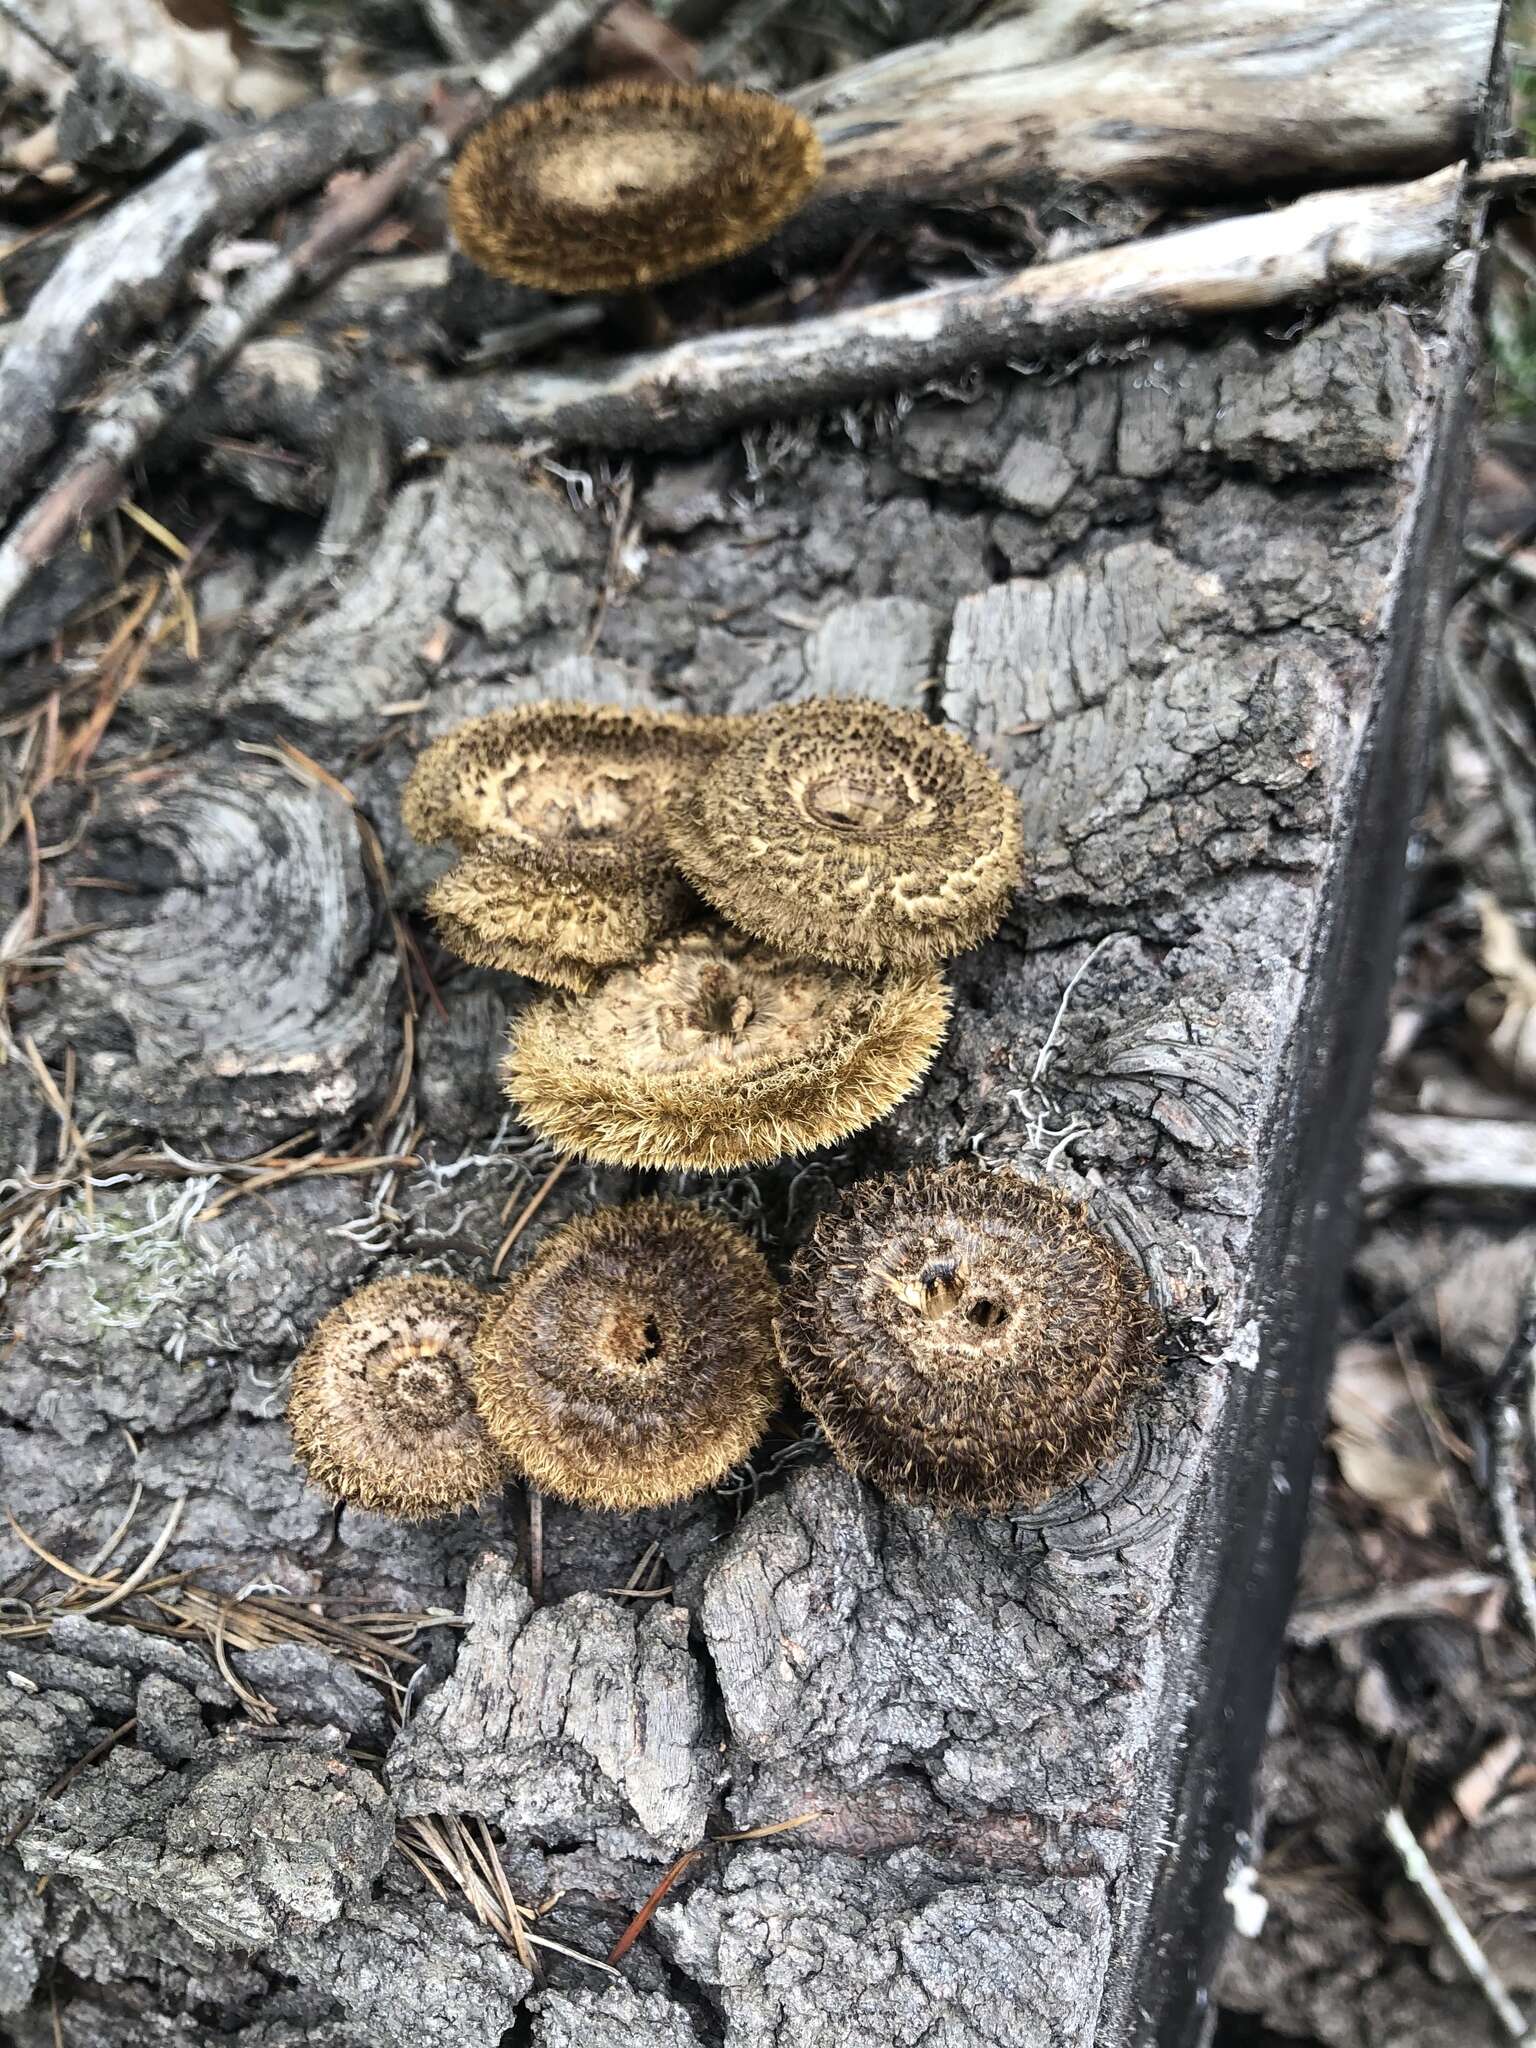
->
left=284, top=75, right=1164, bottom=1530
left=286, top=696, right=1161, bottom=1523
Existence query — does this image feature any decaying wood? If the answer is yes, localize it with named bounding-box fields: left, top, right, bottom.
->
left=0, top=3, right=1503, bottom=2047
left=193, top=164, right=1464, bottom=473
left=1, top=275, right=1484, bottom=2043
left=790, top=0, right=1499, bottom=243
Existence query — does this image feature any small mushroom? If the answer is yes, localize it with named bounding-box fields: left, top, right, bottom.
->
left=426, top=841, right=682, bottom=994
left=667, top=698, right=1024, bottom=969
left=775, top=1165, right=1159, bottom=1513
left=287, top=1275, right=508, bottom=1519
left=403, top=702, right=719, bottom=987
left=502, top=922, right=950, bottom=1170
left=447, top=80, right=823, bottom=295
left=472, top=1201, right=781, bottom=1509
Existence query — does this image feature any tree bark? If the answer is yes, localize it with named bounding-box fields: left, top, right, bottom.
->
left=0, top=3, right=1502, bottom=2045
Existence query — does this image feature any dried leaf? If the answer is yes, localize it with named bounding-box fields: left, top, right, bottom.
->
left=1471, top=894, right=1536, bottom=1094
left=1327, top=1340, right=1445, bottom=1530
left=1453, top=1733, right=1523, bottom=1828
left=587, top=0, right=698, bottom=83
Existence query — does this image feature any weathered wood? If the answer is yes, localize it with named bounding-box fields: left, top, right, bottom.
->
left=0, top=77, right=439, bottom=524
left=192, top=166, right=1464, bottom=468
left=799, top=0, right=1498, bottom=212
left=0, top=5, right=1500, bottom=2047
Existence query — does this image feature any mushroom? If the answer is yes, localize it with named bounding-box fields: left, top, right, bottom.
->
left=774, top=1165, right=1159, bottom=1513
left=446, top=80, right=823, bottom=295
left=501, top=922, right=950, bottom=1170
left=287, top=1275, right=508, bottom=1519
left=472, top=1201, right=781, bottom=1509
left=666, top=698, right=1024, bottom=969
left=403, top=702, right=720, bottom=988
left=425, top=841, right=683, bottom=994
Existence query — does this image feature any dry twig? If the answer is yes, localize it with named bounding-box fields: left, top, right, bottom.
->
left=1383, top=1806, right=1529, bottom=2040
left=219, top=165, right=1463, bottom=466
left=1488, top=1266, right=1536, bottom=1655
left=0, top=79, right=441, bottom=528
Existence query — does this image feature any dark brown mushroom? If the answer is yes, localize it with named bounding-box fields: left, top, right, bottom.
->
left=775, top=1165, right=1159, bottom=1513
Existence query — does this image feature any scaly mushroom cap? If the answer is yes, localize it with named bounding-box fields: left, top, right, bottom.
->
left=502, top=922, right=950, bottom=1171
left=472, top=1201, right=781, bottom=1509
left=667, top=699, right=1024, bottom=969
left=287, top=1275, right=508, bottom=1520
left=404, top=702, right=719, bottom=986
left=775, top=1166, right=1159, bottom=1514
left=447, top=80, right=823, bottom=294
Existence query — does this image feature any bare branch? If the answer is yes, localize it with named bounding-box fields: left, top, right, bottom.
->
left=224, top=164, right=1461, bottom=467
left=0, top=78, right=435, bottom=524
left=1383, top=1807, right=1530, bottom=2040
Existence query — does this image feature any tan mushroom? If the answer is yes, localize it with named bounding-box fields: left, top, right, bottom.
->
left=447, top=80, right=822, bottom=294
left=403, top=702, right=720, bottom=988
left=287, top=1275, right=508, bottom=1519
left=666, top=698, right=1024, bottom=969
left=502, top=922, right=950, bottom=1170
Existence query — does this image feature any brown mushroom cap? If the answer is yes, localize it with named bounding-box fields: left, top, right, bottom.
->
left=403, top=702, right=720, bottom=987
left=502, top=922, right=950, bottom=1171
left=775, top=1165, right=1159, bottom=1514
left=447, top=80, right=823, bottom=294
left=666, top=699, right=1024, bottom=969
left=287, top=1275, right=508, bottom=1520
left=472, top=1201, right=781, bottom=1509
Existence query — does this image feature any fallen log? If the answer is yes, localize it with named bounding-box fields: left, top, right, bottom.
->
left=799, top=0, right=1500, bottom=212
left=0, top=2, right=1504, bottom=2046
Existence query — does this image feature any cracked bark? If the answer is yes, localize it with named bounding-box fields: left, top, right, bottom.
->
left=0, top=7, right=1499, bottom=2041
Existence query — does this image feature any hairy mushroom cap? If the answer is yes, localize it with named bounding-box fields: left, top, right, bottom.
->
left=404, top=702, right=720, bottom=987
left=446, top=80, right=823, bottom=294
left=667, top=699, right=1024, bottom=969
left=775, top=1166, right=1159, bottom=1514
left=287, top=1275, right=508, bottom=1520
left=502, top=922, right=950, bottom=1171
left=472, top=1201, right=781, bottom=1509
left=426, top=841, right=692, bottom=993
left=402, top=701, right=718, bottom=859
